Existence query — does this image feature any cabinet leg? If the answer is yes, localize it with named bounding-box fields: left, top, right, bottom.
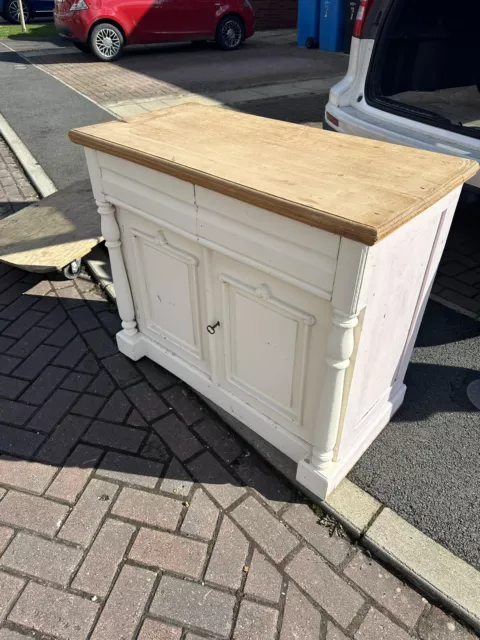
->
left=313, top=309, right=358, bottom=471
left=116, top=329, right=146, bottom=362
left=97, top=200, right=138, bottom=339
left=296, top=308, right=358, bottom=499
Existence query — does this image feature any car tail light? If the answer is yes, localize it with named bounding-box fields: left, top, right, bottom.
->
left=325, top=111, right=339, bottom=128
left=70, top=0, right=88, bottom=10
left=353, top=0, right=373, bottom=38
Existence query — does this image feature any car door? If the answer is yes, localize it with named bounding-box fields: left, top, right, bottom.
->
left=120, top=0, right=158, bottom=43
left=150, top=0, right=216, bottom=40
left=32, top=0, right=54, bottom=14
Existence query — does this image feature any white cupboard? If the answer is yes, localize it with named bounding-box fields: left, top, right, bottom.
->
left=71, top=105, right=478, bottom=498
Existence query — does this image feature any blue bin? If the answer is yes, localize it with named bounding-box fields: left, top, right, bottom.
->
left=297, top=0, right=320, bottom=49
left=319, top=0, right=345, bottom=52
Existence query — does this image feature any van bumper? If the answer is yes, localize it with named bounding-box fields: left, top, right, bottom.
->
left=325, top=102, right=480, bottom=188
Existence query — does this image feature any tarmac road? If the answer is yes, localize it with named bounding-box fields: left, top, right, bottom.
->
left=350, top=300, right=480, bottom=571
left=0, top=46, right=111, bottom=189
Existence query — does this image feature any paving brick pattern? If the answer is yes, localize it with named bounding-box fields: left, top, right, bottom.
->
left=0, top=267, right=475, bottom=640
left=0, top=137, right=37, bottom=220
left=0, top=165, right=475, bottom=639
left=30, top=42, right=345, bottom=110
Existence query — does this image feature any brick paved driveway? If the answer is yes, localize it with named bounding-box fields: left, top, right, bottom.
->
left=0, top=139, right=475, bottom=640
left=0, top=139, right=37, bottom=219
left=0, top=270, right=476, bottom=640
left=30, top=40, right=347, bottom=109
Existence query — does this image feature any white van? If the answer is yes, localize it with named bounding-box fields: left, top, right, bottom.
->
left=324, top=0, right=480, bottom=190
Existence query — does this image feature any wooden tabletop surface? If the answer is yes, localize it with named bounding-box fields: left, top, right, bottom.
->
left=69, top=104, right=478, bottom=245
left=0, top=180, right=100, bottom=272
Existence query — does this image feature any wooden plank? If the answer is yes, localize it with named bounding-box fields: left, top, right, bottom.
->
left=0, top=180, right=101, bottom=272
left=69, top=105, right=478, bottom=245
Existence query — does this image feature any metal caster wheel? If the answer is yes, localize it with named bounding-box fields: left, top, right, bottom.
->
left=63, top=259, right=82, bottom=280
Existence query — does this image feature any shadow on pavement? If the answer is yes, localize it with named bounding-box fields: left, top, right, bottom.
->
left=350, top=298, right=480, bottom=570
left=0, top=260, right=478, bottom=572
left=0, top=268, right=302, bottom=512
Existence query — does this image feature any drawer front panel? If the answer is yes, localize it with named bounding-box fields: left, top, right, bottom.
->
left=197, top=186, right=339, bottom=299
left=100, top=159, right=197, bottom=236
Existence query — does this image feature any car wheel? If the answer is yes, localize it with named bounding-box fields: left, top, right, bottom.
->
left=73, top=41, right=91, bottom=54
left=215, top=15, right=244, bottom=51
left=89, top=23, right=124, bottom=62
left=4, top=0, right=31, bottom=24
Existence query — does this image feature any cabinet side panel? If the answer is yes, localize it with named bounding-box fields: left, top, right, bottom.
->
left=338, top=195, right=453, bottom=459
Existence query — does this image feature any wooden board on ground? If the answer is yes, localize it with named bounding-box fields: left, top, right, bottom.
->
left=69, top=104, right=478, bottom=245
left=0, top=179, right=101, bottom=273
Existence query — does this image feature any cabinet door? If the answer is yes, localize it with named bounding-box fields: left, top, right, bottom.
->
left=117, top=208, right=210, bottom=375
left=211, top=254, right=331, bottom=443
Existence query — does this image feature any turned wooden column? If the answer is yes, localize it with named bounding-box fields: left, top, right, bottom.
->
left=311, top=308, right=358, bottom=472
left=96, top=200, right=138, bottom=338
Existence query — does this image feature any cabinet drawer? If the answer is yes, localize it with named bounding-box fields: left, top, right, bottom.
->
left=99, top=153, right=197, bottom=236
left=117, top=208, right=211, bottom=375
left=211, top=254, right=332, bottom=444
left=196, top=186, right=339, bottom=298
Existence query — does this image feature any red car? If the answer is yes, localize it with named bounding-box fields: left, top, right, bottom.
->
left=55, top=0, right=255, bottom=61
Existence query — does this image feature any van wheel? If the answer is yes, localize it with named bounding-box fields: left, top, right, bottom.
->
left=4, top=0, right=30, bottom=24
left=216, top=15, right=244, bottom=51
left=90, top=23, right=124, bottom=62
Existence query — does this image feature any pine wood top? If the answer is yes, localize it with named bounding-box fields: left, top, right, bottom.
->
left=69, top=104, right=478, bottom=245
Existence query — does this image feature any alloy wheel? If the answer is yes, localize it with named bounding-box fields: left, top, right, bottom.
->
left=221, top=20, right=242, bottom=49
left=8, top=0, right=29, bottom=23
left=94, top=27, right=121, bottom=59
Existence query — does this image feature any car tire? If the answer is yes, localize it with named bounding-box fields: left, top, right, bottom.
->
left=89, top=22, right=124, bottom=62
left=215, top=15, right=244, bottom=51
left=73, top=41, right=91, bottom=54
left=4, top=0, right=31, bottom=24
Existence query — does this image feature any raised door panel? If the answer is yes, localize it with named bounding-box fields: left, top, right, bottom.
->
left=116, top=207, right=210, bottom=374
left=212, top=254, right=331, bottom=444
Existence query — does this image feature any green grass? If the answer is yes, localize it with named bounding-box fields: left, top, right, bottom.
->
left=0, top=23, right=58, bottom=38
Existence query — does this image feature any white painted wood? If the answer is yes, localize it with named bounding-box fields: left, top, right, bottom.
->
left=331, top=238, right=372, bottom=314
left=337, top=193, right=454, bottom=460
left=116, top=328, right=311, bottom=462
left=82, top=145, right=465, bottom=500
left=102, top=169, right=197, bottom=237
left=98, top=152, right=196, bottom=204
left=210, top=252, right=331, bottom=444
left=297, top=383, right=406, bottom=497
left=85, top=149, right=138, bottom=343
left=311, top=309, right=359, bottom=472
left=97, top=200, right=138, bottom=340
left=196, top=186, right=339, bottom=296
left=394, top=188, right=461, bottom=385
left=116, top=207, right=211, bottom=374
